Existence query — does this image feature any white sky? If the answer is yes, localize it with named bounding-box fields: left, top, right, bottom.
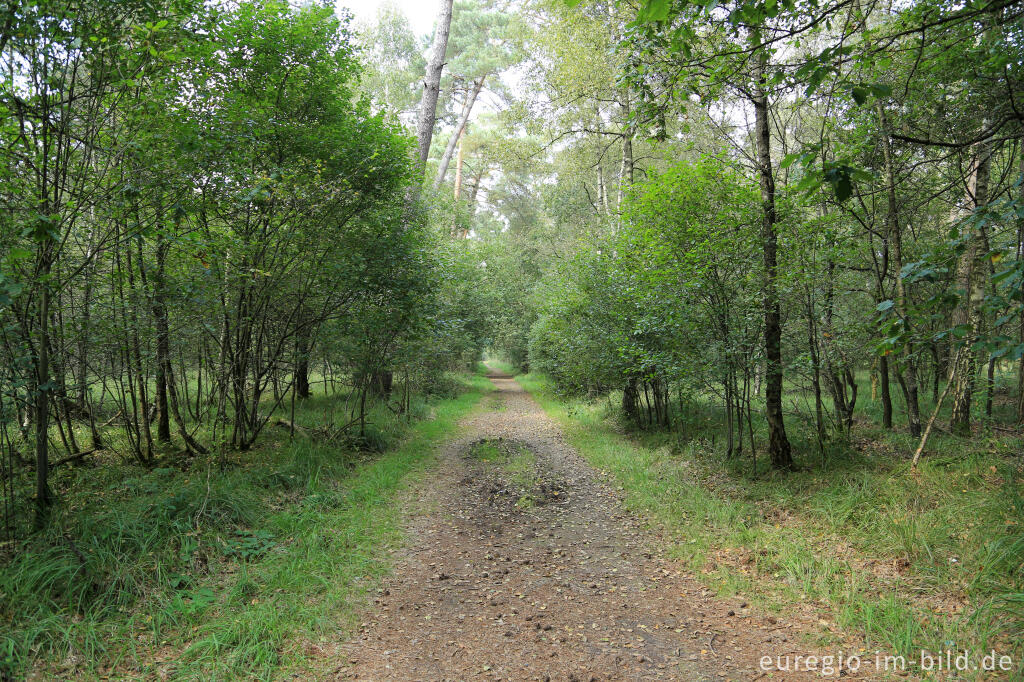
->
left=336, top=0, right=439, bottom=38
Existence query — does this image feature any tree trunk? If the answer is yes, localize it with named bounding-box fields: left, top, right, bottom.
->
left=77, top=256, right=102, bottom=450
left=877, top=103, right=921, bottom=436
left=950, top=133, right=993, bottom=435
left=879, top=351, right=893, bottom=429
left=295, top=321, right=311, bottom=400
left=1018, top=322, right=1024, bottom=423
left=77, top=237, right=96, bottom=408
left=617, top=94, right=635, bottom=231
left=153, top=234, right=171, bottom=443
left=370, top=369, right=393, bottom=398
left=127, top=239, right=154, bottom=460
left=820, top=254, right=856, bottom=434
left=806, top=290, right=825, bottom=452
left=454, top=132, right=465, bottom=200
left=416, top=0, right=455, bottom=171
left=751, top=37, right=793, bottom=470
left=985, top=356, right=996, bottom=419
left=468, top=165, right=486, bottom=208
left=616, top=92, right=634, bottom=224
left=34, top=247, right=53, bottom=522
left=433, top=76, right=484, bottom=190
left=622, top=376, right=639, bottom=425
left=621, top=111, right=634, bottom=185
left=912, top=347, right=961, bottom=468
left=598, top=165, right=607, bottom=215
left=1016, top=148, right=1024, bottom=423
left=725, top=371, right=735, bottom=458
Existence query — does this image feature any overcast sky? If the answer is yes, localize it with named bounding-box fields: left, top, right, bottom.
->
left=336, top=0, right=439, bottom=38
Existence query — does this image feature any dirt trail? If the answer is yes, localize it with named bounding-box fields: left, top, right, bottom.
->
left=338, top=368, right=851, bottom=681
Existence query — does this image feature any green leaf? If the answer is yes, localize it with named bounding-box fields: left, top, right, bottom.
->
left=642, top=0, right=671, bottom=22
left=992, top=265, right=1019, bottom=284
left=994, top=312, right=1016, bottom=327
left=869, top=83, right=892, bottom=99
left=5, top=246, right=32, bottom=262
left=834, top=175, right=853, bottom=201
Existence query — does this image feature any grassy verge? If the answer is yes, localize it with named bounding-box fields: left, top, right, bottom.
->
left=1, top=371, right=492, bottom=680
left=517, top=371, right=1024, bottom=674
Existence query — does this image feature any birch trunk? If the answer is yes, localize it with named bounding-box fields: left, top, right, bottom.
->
left=950, top=134, right=993, bottom=436
left=751, top=35, right=793, bottom=470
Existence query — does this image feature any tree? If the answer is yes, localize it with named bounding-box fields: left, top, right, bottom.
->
left=416, top=0, right=456, bottom=171
left=356, top=4, right=426, bottom=118
left=0, top=0, right=192, bottom=516
left=432, top=0, right=521, bottom=190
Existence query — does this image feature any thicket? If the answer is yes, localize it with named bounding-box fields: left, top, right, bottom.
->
left=0, top=0, right=491, bottom=532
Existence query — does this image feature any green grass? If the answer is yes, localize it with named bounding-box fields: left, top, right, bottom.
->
left=517, top=371, right=1024, bottom=674
left=467, top=438, right=540, bottom=507
left=0, top=371, right=493, bottom=680
left=468, top=439, right=506, bottom=462
left=506, top=449, right=541, bottom=508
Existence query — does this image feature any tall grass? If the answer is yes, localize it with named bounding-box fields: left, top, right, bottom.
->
left=0, top=371, right=492, bottom=680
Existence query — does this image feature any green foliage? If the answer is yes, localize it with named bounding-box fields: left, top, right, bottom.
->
left=526, top=156, right=761, bottom=406
left=3, top=0, right=1024, bottom=674
left=355, top=3, right=427, bottom=116
left=222, top=530, right=276, bottom=561
left=884, top=191, right=1024, bottom=362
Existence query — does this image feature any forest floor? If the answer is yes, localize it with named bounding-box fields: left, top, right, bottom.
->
left=327, top=366, right=863, bottom=681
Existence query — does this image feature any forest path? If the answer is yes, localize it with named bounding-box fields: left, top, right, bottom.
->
left=336, top=366, right=836, bottom=681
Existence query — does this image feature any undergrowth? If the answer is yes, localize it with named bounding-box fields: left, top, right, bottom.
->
left=0, top=370, right=493, bottom=680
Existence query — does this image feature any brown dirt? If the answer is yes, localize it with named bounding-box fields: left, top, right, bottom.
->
left=335, top=368, right=868, bottom=681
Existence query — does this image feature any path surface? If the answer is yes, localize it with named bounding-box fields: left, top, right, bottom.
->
left=338, top=368, right=845, bottom=681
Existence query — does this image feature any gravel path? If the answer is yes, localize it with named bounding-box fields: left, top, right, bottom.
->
left=337, top=368, right=848, bottom=681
